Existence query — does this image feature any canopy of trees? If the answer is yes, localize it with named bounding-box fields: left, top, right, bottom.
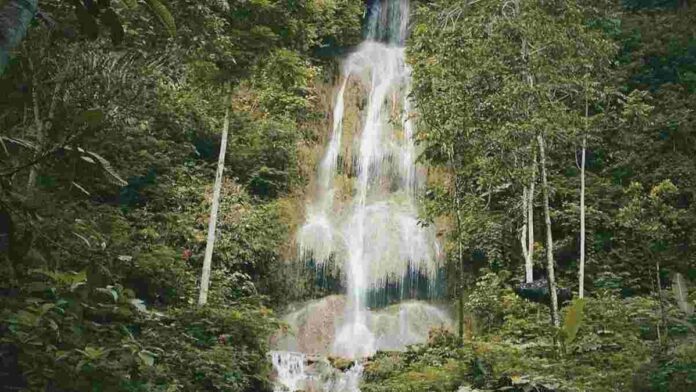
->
left=1, top=0, right=694, bottom=391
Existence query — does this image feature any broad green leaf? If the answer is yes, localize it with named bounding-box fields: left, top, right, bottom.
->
left=561, top=298, right=586, bottom=345
left=15, top=310, right=39, bottom=326
left=96, top=287, right=119, bottom=302
left=138, top=350, right=156, bottom=366
left=80, top=109, right=104, bottom=126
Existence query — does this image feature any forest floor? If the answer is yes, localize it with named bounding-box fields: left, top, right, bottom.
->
left=359, top=282, right=695, bottom=392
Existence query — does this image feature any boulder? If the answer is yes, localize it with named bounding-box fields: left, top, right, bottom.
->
left=495, top=375, right=558, bottom=391
left=327, top=356, right=354, bottom=371
left=514, top=279, right=572, bottom=305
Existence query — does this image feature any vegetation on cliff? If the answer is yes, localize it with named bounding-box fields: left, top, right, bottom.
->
left=0, top=0, right=363, bottom=390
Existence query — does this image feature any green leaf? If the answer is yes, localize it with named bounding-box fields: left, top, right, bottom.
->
left=80, top=156, right=96, bottom=164
left=80, top=109, right=104, bottom=126
left=78, top=346, right=108, bottom=360
left=561, top=298, right=586, bottom=345
left=138, top=350, right=156, bottom=366
left=145, top=0, right=176, bottom=36
left=96, top=287, right=119, bottom=302
left=15, top=310, right=39, bottom=327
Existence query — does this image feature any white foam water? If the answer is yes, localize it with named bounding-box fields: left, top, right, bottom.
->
left=270, top=351, right=363, bottom=392
left=271, top=351, right=307, bottom=392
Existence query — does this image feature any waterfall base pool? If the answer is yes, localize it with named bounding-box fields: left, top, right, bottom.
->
left=270, top=298, right=452, bottom=391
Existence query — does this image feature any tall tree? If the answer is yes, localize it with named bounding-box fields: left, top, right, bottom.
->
left=527, top=154, right=536, bottom=283
left=537, top=134, right=560, bottom=327
left=578, top=97, right=588, bottom=298
left=198, top=93, right=231, bottom=306
left=520, top=154, right=536, bottom=283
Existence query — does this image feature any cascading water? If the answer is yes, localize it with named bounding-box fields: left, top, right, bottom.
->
left=273, top=1, right=449, bottom=390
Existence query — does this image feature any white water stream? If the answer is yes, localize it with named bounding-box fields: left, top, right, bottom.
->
left=273, top=1, right=448, bottom=390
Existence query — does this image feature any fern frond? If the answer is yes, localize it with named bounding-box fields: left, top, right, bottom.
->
left=145, top=0, right=176, bottom=36
left=0, top=136, right=127, bottom=187
left=0, top=136, right=37, bottom=150
left=79, top=149, right=128, bottom=186
left=120, top=0, right=138, bottom=8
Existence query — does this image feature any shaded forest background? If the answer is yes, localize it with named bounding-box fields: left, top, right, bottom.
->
left=362, top=0, right=696, bottom=391
left=1, top=0, right=364, bottom=390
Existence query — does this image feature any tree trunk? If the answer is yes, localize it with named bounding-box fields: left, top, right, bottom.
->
left=579, top=135, right=586, bottom=298
left=521, top=186, right=529, bottom=274
left=455, top=177, right=465, bottom=342
left=537, top=134, right=559, bottom=327
left=579, top=94, right=588, bottom=299
left=198, top=97, right=231, bottom=306
left=521, top=21, right=535, bottom=283
left=526, top=155, right=536, bottom=283
left=656, top=260, right=667, bottom=344
left=449, top=147, right=465, bottom=342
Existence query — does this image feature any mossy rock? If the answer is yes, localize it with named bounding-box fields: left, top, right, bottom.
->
left=328, top=356, right=354, bottom=371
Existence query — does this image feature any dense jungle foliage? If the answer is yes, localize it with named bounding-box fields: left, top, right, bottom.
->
left=1, top=0, right=695, bottom=391
left=361, top=0, right=695, bottom=391
left=0, top=0, right=363, bottom=390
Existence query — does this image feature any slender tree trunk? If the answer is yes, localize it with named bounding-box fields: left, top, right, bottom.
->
left=449, top=147, right=465, bottom=342
left=579, top=135, right=586, bottom=298
left=651, top=266, right=662, bottom=342
left=527, top=157, right=535, bottom=283
left=655, top=260, right=668, bottom=344
left=521, top=20, right=535, bottom=283
left=579, top=95, right=588, bottom=298
left=537, top=134, right=559, bottom=327
left=455, top=178, right=465, bottom=342
left=521, top=186, right=529, bottom=270
left=198, top=95, right=231, bottom=306
left=457, top=215, right=464, bottom=342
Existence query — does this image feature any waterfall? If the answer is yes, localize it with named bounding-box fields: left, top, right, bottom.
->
left=273, top=1, right=448, bottom=390
left=299, top=0, right=441, bottom=359
left=271, top=352, right=307, bottom=392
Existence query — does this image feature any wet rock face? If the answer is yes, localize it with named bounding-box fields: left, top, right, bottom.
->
left=271, top=295, right=453, bottom=356
left=514, top=279, right=573, bottom=305
left=271, top=295, right=346, bottom=354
